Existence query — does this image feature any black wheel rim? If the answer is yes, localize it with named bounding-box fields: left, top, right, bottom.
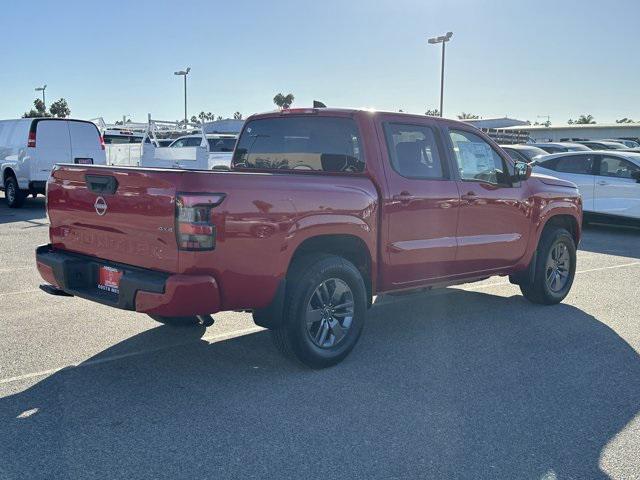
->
left=545, top=241, right=571, bottom=293
left=6, top=181, right=15, bottom=203
left=306, top=278, right=354, bottom=349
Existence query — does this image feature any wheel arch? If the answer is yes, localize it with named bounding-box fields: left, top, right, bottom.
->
left=253, top=233, right=375, bottom=329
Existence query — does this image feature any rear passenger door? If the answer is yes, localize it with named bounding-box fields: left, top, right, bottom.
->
left=69, top=121, right=105, bottom=165
left=377, top=118, right=461, bottom=288
left=541, top=154, right=597, bottom=211
left=34, top=120, right=72, bottom=177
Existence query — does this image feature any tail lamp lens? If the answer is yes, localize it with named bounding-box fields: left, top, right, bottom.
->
left=28, top=131, right=36, bottom=148
left=176, top=194, right=225, bottom=250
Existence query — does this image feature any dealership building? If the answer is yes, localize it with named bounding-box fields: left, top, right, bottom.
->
left=503, top=123, right=640, bottom=143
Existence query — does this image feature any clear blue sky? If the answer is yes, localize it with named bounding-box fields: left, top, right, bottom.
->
left=1, top=0, right=639, bottom=124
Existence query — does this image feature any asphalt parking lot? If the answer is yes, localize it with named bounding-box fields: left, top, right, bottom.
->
left=0, top=195, right=638, bottom=479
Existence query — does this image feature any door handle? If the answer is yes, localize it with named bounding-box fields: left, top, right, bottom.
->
left=461, top=191, right=477, bottom=201
left=392, top=192, right=415, bottom=203
left=597, top=180, right=608, bottom=186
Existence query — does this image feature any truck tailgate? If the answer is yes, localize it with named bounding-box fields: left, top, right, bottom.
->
left=47, top=165, right=181, bottom=272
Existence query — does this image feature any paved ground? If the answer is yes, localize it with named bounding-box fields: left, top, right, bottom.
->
left=0, top=194, right=639, bottom=479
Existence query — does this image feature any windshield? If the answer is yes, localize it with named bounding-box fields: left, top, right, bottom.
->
left=207, top=138, right=236, bottom=152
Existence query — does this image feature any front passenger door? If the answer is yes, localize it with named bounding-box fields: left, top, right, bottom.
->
left=447, top=128, right=530, bottom=273
left=594, top=155, right=640, bottom=219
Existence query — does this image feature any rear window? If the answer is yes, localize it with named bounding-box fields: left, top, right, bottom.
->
left=207, top=137, right=236, bottom=152
left=232, top=116, right=364, bottom=173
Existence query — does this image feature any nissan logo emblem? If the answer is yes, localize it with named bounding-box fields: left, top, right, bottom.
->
left=94, top=196, right=107, bottom=216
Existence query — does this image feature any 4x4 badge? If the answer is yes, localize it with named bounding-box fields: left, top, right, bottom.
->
left=94, top=197, right=107, bottom=216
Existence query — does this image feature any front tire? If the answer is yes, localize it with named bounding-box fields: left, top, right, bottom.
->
left=271, top=254, right=367, bottom=369
left=520, top=227, right=576, bottom=305
left=4, top=176, right=25, bottom=208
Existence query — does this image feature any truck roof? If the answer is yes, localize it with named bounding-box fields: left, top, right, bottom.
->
left=247, top=108, right=469, bottom=129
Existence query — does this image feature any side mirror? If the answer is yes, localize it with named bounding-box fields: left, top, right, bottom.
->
left=513, top=161, right=532, bottom=181
left=631, top=171, right=640, bottom=183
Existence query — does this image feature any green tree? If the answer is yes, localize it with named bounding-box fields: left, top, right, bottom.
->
left=425, top=108, right=440, bottom=116
left=574, top=114, right=595, bottom=125
left=273, top=92, right=295, bottom=109
left=458, top=112, right=479, bottom=120
left=22, top=98, right=50, bottom=118
left=49, top=98, right=70, bottom=118
left=233, top=111, right=243, bottom=120
left=616, top=117, right=634, bottom=123
left=190, top=115, right=201, bottom=125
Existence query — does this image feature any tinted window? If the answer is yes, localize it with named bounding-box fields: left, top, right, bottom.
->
left=383, top=123, right=445, bottom=179
left=207, top=137, right=236, bottom=152
left=599, top=156, right=639, bottom=178
left=539, top=146, right=564, bottom=153
left=503, top=148, right=529, bottom=163
left=449, top=130, right=509, bottom=184
left=172, top=137, right=202, bottom=148
left=232, top=117, right=364, bottom=172
left=554, top=155, right=594, bottom=174
left=104, top=134, right=142, bottom=144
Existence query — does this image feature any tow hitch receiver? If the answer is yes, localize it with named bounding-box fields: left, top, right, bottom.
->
left=39, top=284, right=74, bottom=297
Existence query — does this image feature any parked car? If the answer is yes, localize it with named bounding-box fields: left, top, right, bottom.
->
left=168, top=134, right=238, bottom=170
left=0, top=118, right=106, bottom=207
left=499, top=144, right=548, bottom=163
left=36, top=109, right=582, bottom=368
left=169, top=134, right=236, bottom=151
left=575, top=140, right=628, bottom=150
left=602, top=139, right=640, bottom=148
left=529, top=142, right=591, bottom=154
left=534, top=151, right=640, bottom=223
left=156, top=139, right=174, bottom=147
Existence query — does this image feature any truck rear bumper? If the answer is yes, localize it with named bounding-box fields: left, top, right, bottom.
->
left=35, top=244, right=221, bottom=316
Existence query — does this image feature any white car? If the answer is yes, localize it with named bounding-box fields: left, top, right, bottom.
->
left=534, top=151, right=640, bottom=223
left=0, top=118, right=106, bottom=207
left=169, top=134, right=237, bottom=170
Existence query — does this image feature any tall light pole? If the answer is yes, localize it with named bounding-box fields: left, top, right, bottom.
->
left=428, top=32, right=453, bottom=117
left=174, top=67, right=191, bottom=124
left=35, top=84, right=47, bottom=109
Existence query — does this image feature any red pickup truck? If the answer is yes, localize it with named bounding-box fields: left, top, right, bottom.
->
left=37, top=108, right=582, bottom=368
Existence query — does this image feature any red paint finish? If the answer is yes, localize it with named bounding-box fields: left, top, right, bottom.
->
left=135, top=275, right=220, bottom=316
left=39, top=109, right=582, bottom=317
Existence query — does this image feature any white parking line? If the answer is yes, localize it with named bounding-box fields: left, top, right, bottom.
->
left=1, top=260, right=638, bottom=387
left=0, top=326, right=264, bottom=386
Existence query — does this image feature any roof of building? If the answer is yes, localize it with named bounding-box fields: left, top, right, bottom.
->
left=505, top=123, right=640, bottom=131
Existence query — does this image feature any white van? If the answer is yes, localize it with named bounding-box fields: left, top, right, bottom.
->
left=0, top=118, right=106, bottom=207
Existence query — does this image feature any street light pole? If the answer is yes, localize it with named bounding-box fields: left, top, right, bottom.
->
left=174, top=67, right=191, bottom=124
left=428, top=32, right=453, bottom=117
left=35, top=84, right=47, bottom=109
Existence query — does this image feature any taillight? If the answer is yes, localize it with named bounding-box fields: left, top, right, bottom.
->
left=28, top=131, right=36, bottom=148
left=175, top=193, right=225, bottom=251
left=99, top=135, right=105, bottom=150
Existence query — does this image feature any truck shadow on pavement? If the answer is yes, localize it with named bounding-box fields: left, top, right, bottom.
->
left=0, top=195, right=47, bottom=226
left=1, top=289, right=638, bottom=479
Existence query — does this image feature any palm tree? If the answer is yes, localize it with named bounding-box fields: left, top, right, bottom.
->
left=575, top=114, right=596, bottom=124
left=616, top=118, right=634, bottom=124
left=273, top=93, right=295, bottom=109
left=458, top=112, right=479, bottom=120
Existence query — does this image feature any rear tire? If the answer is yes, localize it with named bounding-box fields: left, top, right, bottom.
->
left=4, top=176, right=25, bottom=208
left=271, top=254, right=367, bottom=369
left=520, top=227, right=576, bottom=305
left=148, top=314, right=206, bottom=327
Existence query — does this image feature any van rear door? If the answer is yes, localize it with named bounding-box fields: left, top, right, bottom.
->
left=33, top=120, right=72, bottom=180
left=69, top=120, right=106, bottom=165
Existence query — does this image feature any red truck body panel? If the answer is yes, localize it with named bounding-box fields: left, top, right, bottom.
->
left=38, top=109, right=582, bottom=317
